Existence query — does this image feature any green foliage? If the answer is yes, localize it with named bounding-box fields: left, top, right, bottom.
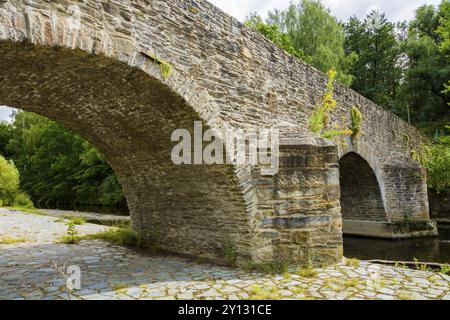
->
left=143, top=52, right=173, bottom=80
left=401, top=3, right=450, bottom=127
left=344, top=258, right=361, bottom=267
left=86, top=227, right=142, bottom=247
left=68, top=217, right=86, bottom=226
left=437, top=0, right=450, bottom=57
left=1, top=111, right=127, bottom=210
left=295, top=265, right=318, bottom=278
left=440, top=263, right=450, bottom=275
left=350, top=106, right=363, bottom=137
left=245, top=14, right=308, bottom=61
left=0, top=154, right=20, bottom=206
left=246, top=0, right=356, bottom=86
left=0, top=237, right=27, bottom=245
left=13, top=192, right=34, bottom=209
left=308, top=69, right=352, bottom=140
left=308, top=69, right=337, bottom=135
left=344, top=12, right=402, bottom=111
left=60, top=222, right=81, bottom=244
left=248, top=285, right=281, bottom=300
left=224, top=242, right=237, bottom=266
left=421, top=137, right=450, bottom=193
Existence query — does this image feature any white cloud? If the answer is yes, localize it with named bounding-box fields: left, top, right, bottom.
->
left=0, top=106, right=14, bottom=123
left=209, top=0, right=442, bottom=22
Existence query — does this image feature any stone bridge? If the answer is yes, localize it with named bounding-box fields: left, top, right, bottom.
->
left=0, top=0, right=438, bottom=266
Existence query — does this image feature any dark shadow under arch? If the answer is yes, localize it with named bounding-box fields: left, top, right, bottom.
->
left=339, top=152, right=387, bottom=222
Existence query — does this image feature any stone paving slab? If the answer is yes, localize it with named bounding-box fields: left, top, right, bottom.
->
left=0, top=209, right=449, bottom=300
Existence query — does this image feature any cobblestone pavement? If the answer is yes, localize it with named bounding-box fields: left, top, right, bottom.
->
left=1, top=208, right=449, bottom=300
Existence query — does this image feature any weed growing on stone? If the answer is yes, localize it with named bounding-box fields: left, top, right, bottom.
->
left=413, top=257, right=431, bottom=272
left=397, top=291, right=413, bottom=300
left=224, top=243, right=237, bottom=266
left=247, top=285, right=281, bottom=300
left=439, top=264, right=450, bottom=275
left=296, top=265, right=318, bottom=278
left=344, top=258, right=361, bottom=267
left=60, top=222, right=81, bottom=244
left=68, top=217, right=86, bottom=225
left=85, top=227, right=142, bottom=247
left=112, top=283, right=130, bottom=291
left=0, top=237, right=27, bottom=244
left=343, top=278, right=359, bottom=288
left=246, top=261, right=289, bottom=275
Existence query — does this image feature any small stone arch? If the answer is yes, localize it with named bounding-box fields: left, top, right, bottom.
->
left=339, top=152, right=387, bottom=222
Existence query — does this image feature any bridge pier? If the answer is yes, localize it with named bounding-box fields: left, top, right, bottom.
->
left=250, top=132, right=343, bottom=265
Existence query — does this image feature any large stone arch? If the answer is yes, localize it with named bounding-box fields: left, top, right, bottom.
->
left=0, top=40, right=257, bottom=261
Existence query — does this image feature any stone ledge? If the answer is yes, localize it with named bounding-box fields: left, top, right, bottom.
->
left=343, top=219, right=438, bottom=239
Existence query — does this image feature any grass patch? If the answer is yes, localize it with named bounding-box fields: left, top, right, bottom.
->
left=397, top=291, right=414, bottom=300
left=0, top=237, right=27, bottom=244
left=111, top=283, right=130, bottom=291
left=7, top=206, right=43, bottom=216
left=83, top=227, right=142, bottom=247
left=344, top=258, right=361, bottom=267
left=247, top=285, right=281, bottom=300
left=439, top=264, right=450, bottom=275
left=343, top=278, right=359, bottom=288
left=413, top=257, right=431, bottom=272
left=296, top=266, right=318, bottom=278
left=245, top=261, right=289, bottom=275
left=67, top=217, right=86, bottom=225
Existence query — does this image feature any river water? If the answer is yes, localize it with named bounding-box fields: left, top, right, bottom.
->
left=344, top=224, right=450, bottom=263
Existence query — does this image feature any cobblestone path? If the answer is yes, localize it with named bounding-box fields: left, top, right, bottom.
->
left=1, top=208, right=449, bottom=300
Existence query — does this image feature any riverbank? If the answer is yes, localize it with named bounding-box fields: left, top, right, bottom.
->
left=0, top=208, right=449, bottom=300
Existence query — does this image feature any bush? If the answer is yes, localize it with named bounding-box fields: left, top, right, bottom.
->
left=13, top=192, right=34, bottom=209
left=0, top=155, right=20, bottom=206
left=60, top=222, right=81, bottom=244
left=350, top=106, right=363, bottom=137
left=87, top=227, right=142, bottom=247
left=421, top=136, right=450, bottom=193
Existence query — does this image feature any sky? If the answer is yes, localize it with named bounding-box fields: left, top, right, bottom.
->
left=209, top=0, right=442, bottom=22
left=0, top=0, right=442, bottom=122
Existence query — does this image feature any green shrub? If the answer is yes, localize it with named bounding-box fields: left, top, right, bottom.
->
left=350, top=106, right=363, bottom=137
left=86, top=227, right=142, bottom=247
left=0, top=155, right=20, bottom=206
left=60, top=222, right=81, bottom=244
left=308, top=69, right=352, bottom=140
left=439, top=264, right=450, bottom=275
left=420, top=135, right=450, bottom=193
left=13, top=192, right=34, bottom=209
left=67, top=217, right=86, bottom=225
left=224, top=242, right=237, bottom=266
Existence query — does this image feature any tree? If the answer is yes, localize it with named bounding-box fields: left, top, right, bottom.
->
left=247, top=0, right=356, bottom=86
left=437, top=0, right=450, bottom=57
left=244, top=14, right=308, bottom=62
left=401, top=3, right=450, bottom=131
left=0, top=154, right=20, bottom=206
left=344, top=11, right=402, bottom=111
left=3, top=111, right=127, bottom=209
